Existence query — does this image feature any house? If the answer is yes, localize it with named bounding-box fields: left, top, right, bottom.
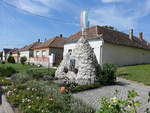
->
left=2, top=48, right=12, bottom=61
left=64, top=25, right=150, bottom=66
left=19, top=40, right=41, bottom=63
left=33, top=35, right=66, bottom=67
left=7, top=48, right=20, bottom=63
left=0, top=51, right=2, bottom=61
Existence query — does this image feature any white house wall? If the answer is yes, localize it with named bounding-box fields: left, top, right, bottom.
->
left=33, top=48, right=49, bottom=67
left=102, top=43, right=150, bottom=66
left=20, top=51, right=30, bottom=62
left=64, top=39, right=103, bottom=64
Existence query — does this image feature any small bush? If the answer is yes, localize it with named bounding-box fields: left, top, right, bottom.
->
left=7, top=56, right=15, bottom=63
left=26, top=68, right=56, bottom=80
left=1, top=61, right=5, bottom=64
left=11, top=74, right=32, bottom=84
left=96, top=63, right=117, bottom=85
left=0, top=77, right=12, bottom=86
left=0, top=66, right=17, bottom=77
left=20, top=56, right=27, bottom=64
left=70, top=83, right=102, bottom=93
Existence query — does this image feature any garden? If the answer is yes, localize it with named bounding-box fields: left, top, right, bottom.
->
left=0, top=62, right=95, bottom=113
left=0, top=61, right=150, bottom=113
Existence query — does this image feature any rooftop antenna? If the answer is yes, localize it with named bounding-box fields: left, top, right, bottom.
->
left=80, top=10, right=90, bottom=38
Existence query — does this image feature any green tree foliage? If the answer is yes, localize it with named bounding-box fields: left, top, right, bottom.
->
left=7, top=56, right=15, bottom=64
left=20, top=56, right=27, bottom=65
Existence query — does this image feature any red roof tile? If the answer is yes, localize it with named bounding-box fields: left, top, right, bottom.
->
left=34, top=36, right=66, bottom=49
left=66, top=26, right=150, bottom=50
left=20, top=41, right=42, bottom=51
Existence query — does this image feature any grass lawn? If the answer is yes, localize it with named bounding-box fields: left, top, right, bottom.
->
left=0, top=63, right=37, bottom=74
left=117, top=64, right=150, bottom=86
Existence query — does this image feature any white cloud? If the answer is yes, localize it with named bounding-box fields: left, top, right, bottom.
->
left=101, top=0, right=123, bottom=3
left=89, top=7, right=136, bottom=30
left=89, top=0, right=150, bottom=30
left=101, top=0, right=132, bottom=3
left=142, top=0, right=150, bottom=16
left=18, top=0, right=49, bottom=15
left=5, top=0, right=65, bottom=15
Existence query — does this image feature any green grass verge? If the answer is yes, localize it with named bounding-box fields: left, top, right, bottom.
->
left=0, top=63, right=37, bottom=74
left=117, top=64, right=150, bottom=86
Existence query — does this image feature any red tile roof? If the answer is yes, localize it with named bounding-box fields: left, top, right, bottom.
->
left=34, top=36, right=66, bottom=49
left=20, top=41, right=42, bottom=51
left=66, top=26, right=150, bottom=50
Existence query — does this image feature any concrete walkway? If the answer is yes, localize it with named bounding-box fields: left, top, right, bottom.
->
left=0, top=95, right=14, bottom=113
left=73, top=78, right=150, bottom=113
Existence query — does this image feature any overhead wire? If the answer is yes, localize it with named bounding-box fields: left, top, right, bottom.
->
left=2, top=3, right=40, bottom=42
left=0, top=0, right=79, bottom=26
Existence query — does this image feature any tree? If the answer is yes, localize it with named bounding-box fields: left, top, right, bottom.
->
left=7, top=56, right=15, bottom=64
left=20, top=56, right=27, bottom=65
left=102, top=25, right=114, bottom=30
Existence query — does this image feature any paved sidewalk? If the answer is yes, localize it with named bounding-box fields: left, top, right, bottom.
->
left=73, top=78, right=150, bottom=113
left=0, top=104, right=4, bottom=113
left=0, top=95, right=14, bottom=113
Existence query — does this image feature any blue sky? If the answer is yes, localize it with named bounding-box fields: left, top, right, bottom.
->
left=0, top=0, right=150, bottom=50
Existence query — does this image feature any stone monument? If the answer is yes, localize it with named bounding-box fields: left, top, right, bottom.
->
left=55, top=36, right=98, bottom=85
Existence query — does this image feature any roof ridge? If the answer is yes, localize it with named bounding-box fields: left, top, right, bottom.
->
left=96, top=25, right=148, bottom=43
left=48, top=36, right=58, bottom=47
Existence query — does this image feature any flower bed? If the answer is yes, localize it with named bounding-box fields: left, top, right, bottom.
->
left=4, top=80, right=94, bottom=113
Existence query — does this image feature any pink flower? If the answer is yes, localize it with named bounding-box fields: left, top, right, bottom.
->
left=60, top=87, right=65, bottom=92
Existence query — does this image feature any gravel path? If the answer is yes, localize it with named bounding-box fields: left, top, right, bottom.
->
left=0, top=95, right=14, bottom=113
left=73, top=77, right=150, bottom=113
left=0, top=104, right=4, bottom=113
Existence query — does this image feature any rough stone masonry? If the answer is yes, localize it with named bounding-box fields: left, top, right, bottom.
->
left=55, top=36, right=98, bottom=85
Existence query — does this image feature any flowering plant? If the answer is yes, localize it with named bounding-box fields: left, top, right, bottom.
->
left=5, top=80, right=94, bottom=113
left=96, top=90, right=141, bottom=113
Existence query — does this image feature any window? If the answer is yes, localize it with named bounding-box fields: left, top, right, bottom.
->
left=42, top=50, right=46, bottom=57
left=36, top=51, right=40, bottom=57
left=68, top=49, right=72, bottom=55
left=68, top=49, right=72, bottom=52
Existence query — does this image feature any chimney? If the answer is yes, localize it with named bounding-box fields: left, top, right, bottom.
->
left=38, top=39, right=40, bottom=42
left=139, top=32, right=143, bottom=41
left=129, top=29, right=133, bottom=40
left=60, top=34, right=63, bottom=38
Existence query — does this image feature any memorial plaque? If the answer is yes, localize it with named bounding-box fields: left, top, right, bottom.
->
left=69, top=56, right=75, bottom=71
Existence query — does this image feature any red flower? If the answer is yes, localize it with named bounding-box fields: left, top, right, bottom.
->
left=60, top=87, right=65, bottom=92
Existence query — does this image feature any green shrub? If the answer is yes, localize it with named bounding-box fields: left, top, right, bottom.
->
left=1, top=61, right=5, bottom=64
left=26, top=68, right=56, bottom=80
left=11, top=74, right=32, bottom=84
left=0, top=77, right=12, bottom=86
left=20, top=56, right=27, bottom=64
left=7, top=56, right=15, bottom=63
left=0, top=66, right=17, bottom=77
left=96, top=63, right=117, bottom=85
left=70, top=83, right=102, bottom=93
